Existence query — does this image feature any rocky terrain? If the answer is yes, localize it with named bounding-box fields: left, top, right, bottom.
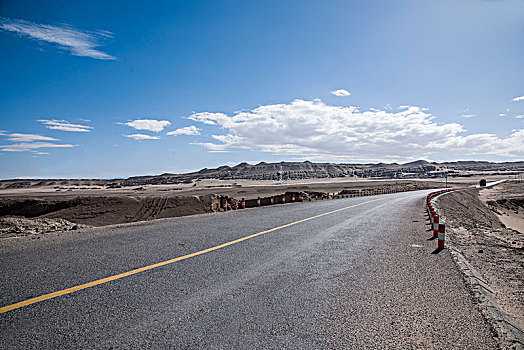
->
left=0, top=217, right=90, bottom=239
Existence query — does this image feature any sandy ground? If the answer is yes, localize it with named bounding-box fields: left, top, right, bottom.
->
left=436, top=183, right=524, bottom=342
left=479, top=181, right=524, bottom=233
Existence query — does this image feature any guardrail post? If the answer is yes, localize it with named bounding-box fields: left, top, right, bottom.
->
left=438, top=224, right=445, bottom=249
left=433, top=216, right=440, bottom=238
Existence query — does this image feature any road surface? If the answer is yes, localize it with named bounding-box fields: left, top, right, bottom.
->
left=0, top=191, right=497, bottom=348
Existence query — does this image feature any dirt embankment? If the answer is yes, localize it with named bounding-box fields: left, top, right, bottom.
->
left=0, top=195, right=216, bottom=227
left=435, top=185, right=524, bottom=339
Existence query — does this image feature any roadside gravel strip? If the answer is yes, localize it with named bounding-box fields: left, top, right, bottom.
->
left=1, top=191, right=498, bottom=348
left=434, top=188, right=524, bottom=349
left=450, top=249, right=524, bottom=350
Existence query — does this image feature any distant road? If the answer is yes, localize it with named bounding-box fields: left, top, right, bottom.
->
left=0, top=191, right=497, bottom=348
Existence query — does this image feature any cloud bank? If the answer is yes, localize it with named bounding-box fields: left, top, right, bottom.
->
left=188, top=99, right=523, bottom=161
left=513, top=96, right=524, bottom=102
left=0, top=17, right=115, bottom=60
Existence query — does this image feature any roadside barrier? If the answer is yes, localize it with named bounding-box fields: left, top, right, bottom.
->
left=425, top=187, right=471, bottom=250
left=219, top=186, right=448, bottom=219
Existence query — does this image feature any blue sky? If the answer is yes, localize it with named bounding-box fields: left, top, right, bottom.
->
left=0, top=0, right=523, bottom=179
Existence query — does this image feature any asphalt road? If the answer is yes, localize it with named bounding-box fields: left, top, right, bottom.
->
left=0, top=191, right=497, bottom=349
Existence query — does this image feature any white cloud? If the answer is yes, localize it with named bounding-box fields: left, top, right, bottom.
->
left=167, top=125, right=201, bottom=136
left=330, top=89, right=351, bottom=97
left=7, top=133, right=58, bottom=142
left=38, top=119, right=93, bottom=132
left=187, top=112, right=225, bottom=125
left=0, top=17, right=115, bottom=60
left=0, top=132, right=77, bottom=153
left=516, top=115, right=524, bottom=119
left=461, top=114, right=476, bottom=118
left=0, top=142, right=77, bottom=152
left=124, top=134, right=160, bottom=140
left=188, top=99, right=523, bottom=161
left=499, top=114, right=507, bottom=117
left=512, top=96, right=524, bottom=102
left=124, top=119, right=171, bottom=132
left=189, top=142, right=231, bottom=152
left=0, top=148, right=25, bottom=152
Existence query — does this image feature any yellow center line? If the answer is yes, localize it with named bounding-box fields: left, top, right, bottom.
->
left=0, top=197, right=382, bottom=314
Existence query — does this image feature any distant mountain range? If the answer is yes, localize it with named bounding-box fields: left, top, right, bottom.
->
left=1, top=160, right=523, bottom=188
left=118, top=160, right=524, bottom=186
